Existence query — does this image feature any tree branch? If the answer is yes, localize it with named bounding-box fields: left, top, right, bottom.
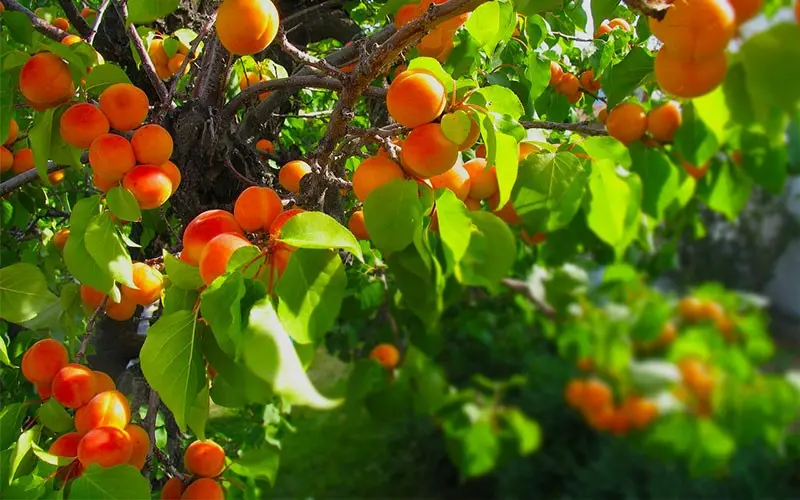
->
left=621, top=0, right=669, bottom=20
left=502, top=278, right=556, bottom=318
left=0, top=161, right=80, bottom=197
left=0, top=0, right=70, bottom=40
left=224, top=158, right=259, bottom=186
left=277, top=26, right=344, bottom=78
left=114, top=0, right=169, bottom=103
left=142, top=389, right=161, bottom=477
left=58, top=0, right=92, bottom=37
left=521, top=120, right=607, bottom=136
left=86, top=0, right=111, bottom=45
left=76, top=296, right=109, bottom=362
left=282, top=0, right=345, bottom=27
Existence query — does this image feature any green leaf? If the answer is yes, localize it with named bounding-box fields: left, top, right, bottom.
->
left=674, top=102, right=720, bottom=167
left=163, top=251, right=204, bottom=290
left=585, top=160, right=640, bottom=256
left=475, top=86, right=524, bottom=119
left=31, top=443, right=74, bottom=466
left=10, top=426, right=39, bottom=480
left=0, top=263, right=59, bottom=324
left=70, top=464, right=151, bottom=499
left=699, top=162, right=752, bottom=221
left=740, top=23, right=800, bottom=114
left=693, top=88, right=730, bottom=146
left=28, top=108, right=55, bottom=185
left=465, top=0, right=516, bottom=56
left=85, top=64, right=132, bottom=96
left=0, top=336, right=12, bottom=367
left=525, top=53, right=551, bottom=104
left=162, top=286, right=198, bottom=316
left=127, top=0, right=180, bottom=24
left=278, top=211, right=363, bottom=261
left=276, top=249, right=346, bottom=345
left=186, top=384, right=209, bottom=441
left=739, top=127, right=787, bottom=194
left=516, top=0, right=564, bottom=15
left=203, top=331, right=273, bottom=406
left=85, top=212, right=135, bottom=288
left=579, top=136, right=631, bottom=167
left=106, top=187, right=141, bottom=222
left=441, top=110, right=472, bottom=145
left=229, top=445, right=280, bottom=486
left=601, top=47, right=654, bottom=108
left=37, top=399, right=73, bottom=434
left=0, top=403, right=27, bottom=451
left=200, top=273, right=246, bottom=356
left=444, top=417, right=499, bottom=478
left=629, top=144, right=679, bottom=219
left=64, top=197, right=115, bottom=296
left=690, top=420, right=735, bottom=474
left=407, top=57, right=454, bottom=93
left=3, top=475, right=45, bottom=499
left=386, top=237, right=445, bottom=326
left=3, top=11, right=34, bottom=46
left=140, top=310, right=205, bottom=431
left=502, top=408, right=541, bottom=455
left=363, top=179, right=424, bottom=254
left=434, top=189, right=472, bottom=278
left=461, top=212, right=515, bottom=288
left=242, top=297, right=342, bottom=409
left=493, top=130, right=520, bottom=209
left=591, top=0, right=619, bottom=31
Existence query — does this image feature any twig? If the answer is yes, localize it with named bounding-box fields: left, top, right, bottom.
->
left=153, top=447, right=185, bottom=479
left=76, top=296, right=109, bottom=362
left=579, top=86, right=606, bottom=103
left=58, top=0, right=92, bottom=37
left=86, top=0, right=111, bottom=45
left=0, top=162, right=77, bottom=197
left=142, top=389, right=160, bottom=477
left=551, top=31, right=593, bottom=43
left=276, top=26, right=344, bottom=78
left=0, top=0, right=69, bottom=40
left=114, top=0, right=169, bottom=103
left=281, top=0, right=345, bottom=26
left=621, top=0, right=669, bottom=20
left=520, top=120, right=607, bottom=136
left=502, top=278, right=556, bottom=318
left=224, top=158, right=258, bottom=186
left=273, top=110, right=334, bottom=119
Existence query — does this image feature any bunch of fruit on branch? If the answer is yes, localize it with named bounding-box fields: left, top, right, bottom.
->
left=146, top=34, right=195, bottom=80
left=159, top=440, right=228, bottom=499
left=394, top=0, right=471, bottom=62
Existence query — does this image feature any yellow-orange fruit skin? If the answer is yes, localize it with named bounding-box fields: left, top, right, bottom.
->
left=168, top=53, right=187, bottom=74
left=488, top=192, right=522, bottom=226
left=395, top=3, right=421, bottom=28
left=51, top=363, right=97, bottom=408
left=181, top=478, right=224, bottom=500
left=184, top=440, right=226, bottom=478
left=131, top=124, right=173, bottom=165
left=555, top=73, right=579, bottom=95
left=52, top=17, right=70, bottom=30
left=125, top=424, right=150, bottom=470
left=48, top=169, right=65, bottom=185
left=104, top=294, right=137, bottom=321
left=93, top=371, right=116, bottom=392
left=352, top=156, right=406, bottom=202
left=400, top=123, right=459, bottom=179
left=148, top=39, right=169, bottom=68
left=61, top=34, right=83, bottom=46
left=158, top=161, right=181, bottom=194
left=549, top=62, right=564, bottom=86
left=256, top=139, right=275, bottom=154
left=386, top=70, right=447, bottom=128
left=608, top=18, right=631, bottom=31
left=80, top=284, right=106, bottom=310
left=649, top=0, right=735, bottom=59
left=429, top=163, right=471, bottom=201
left=233, top=186, right=283, bottom=233
left=19, top=53, right=75, bottom=109
left=89, top=134, right=136, bottom=181
left=81, top=7, right=96, bottom=19
left=122, top=165, right=174, bottom=210
left=199, top=233, right=254, bottom=285
left=4, top=118, right=19, bottom=146
left=74, top=390, right=131, bottom=434
left=161, top=477, right=185, bottom=500
left=682, top=160, right=709, bottom=180
left=369, top=344, right=400, bottom=369
left=99, top=83, right=150, bottom=131
left=464, top=198, right=481, bottom=211
left=182, top=210, right=243, bottom=265
left=215, top=0, right=279, bottom=55
left=93, top=173, right=118, bottom=193
left=606, top=102, right=648, bottom=145
left=121, top=262, right=164, bottom=305
left=1, top=147, right=14, bottom=173
left=348, top=210, right=369, bottom=240
left=49, top=432, right=83, bottom=457
left=728, top=0, right=762, bottom=24
left=579, top=70, right=601, bottom=92
left=21, top=339, right=69, bottom=385
left=78, top=427, right=134, bottom=468
left=12, top=148, right=35, bottom=175
left=53, top=228, right=70, bottom=251
left=457, top=118, right=481, bottom=151
left=60, top=103, right=110, bottom=149
left=463, top=158, right=498, bottom=201
left=655, top=47, right=727, bottom=99
left=269, top=208, right=304, bottom=237
left=648, top=101, right=682, bottom=143
left=279, top=160, right=312, bottom=194
left=519, top=142, right=540, bottom=160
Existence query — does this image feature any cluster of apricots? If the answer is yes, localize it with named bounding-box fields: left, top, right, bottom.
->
left=256, top=138, right=275, bottom=156
left=369, top=343, right=401, bottom=370
left=160, top=440, right=227, bottom=499
left=214, top=0, right=279, bottom=56
left=594, top=17, right=632, bottom=38
left=21, top=339, right=148, bottom=481
left=677, top=295, right=738, bottom=341
left=238, top=70, right=272, bottom=102
left=565, top=378, right=659, bottom=435
left=148, top=36, right=193, bottom=80
left=394, top=0, right=470, bottom=62
left=676, top=358, right=716, bottom=417
left=79, top=261, right=164, bottom=321
left=549, top=63, right=601, bottom=104
left=1, top=117, right=68, bottom=184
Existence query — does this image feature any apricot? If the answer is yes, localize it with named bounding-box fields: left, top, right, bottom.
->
left=51, top=17, right=69, bottom=30
left=395, top=3, right=421, bottom=28
left=131, top=124, right=173, bottom=165
left=682, top=160, right=709, bottom=180
left=369, top=344, right=400, bottom=369
left=647, top=101, right=682, bottom=142
left=12, top=148, right=34, bottom=174
left=93, top=173, right=119, bottom=193
left=464, top=198, right=481, bottom=211
left=37, top=381, right=53, bottom=399
left=52, top=363, right=97, bottom=408
left=521, top=229, right=546, bottom=245
left=416, top=28, right=448, bottom=58
left=728, top=0, right=762, bottom=24
left=594, top=20, right=613, bottom=37
left=161, top=477, right=185, bottom=500
left=122, top=165, right=174, bottom=210
left=75, top=390, right=131, bottom=433
left=181, top=210, right=243, bottom=265
left=121, top=262, right=164, bottom=305
left=81, top=6, right=96, bottom=20
left=158, top=161, right=181, bottom=193
left=462, top=158, right=497, bottom=200
left=256, top=139, right=275, bottom=154
left=4, top=118, right=19, bottom=146
left=268, top=207, right=304, bottom=237
left=125, top=424, right=150, bottom=470
left=60, top=103, right=110, bottom=149
left=678, top=358, right=714, bottom=399
left=99, top=83, right=149, bottom=131
left=655, top=46, right=727, bottom=99
left=607, top=408, right=630, bottom=436
left=148, top=38, right=169, bottom=68
left=429, top=163, right=471, bottom=201
left=596, top=106, right=608, bottom=124
left=80, top=284, right=106, bottom=310
left=622, top=396, right=658, bottom=429
left=78, top=427, right=133, bottom=468
left=608, top=18, right=631, bottom=31
left=585, top=405, right=615, bottom=431
left=167, top=53, right=187, bottom=75
left=89, top=134, right=136, bottom=181
left=549, top=61, right=564, bottom=86
left=48, top=169, right=65, bottom=185
left=579, top=69, right=601, bottom=92
left=104, top=293, right=137, bottom=321
left=352, top=156, right=406, bottom=201
left=566, top=89, right=583, bottom=104
left=268, top=243, right=293, bottom=279
left=1, top=147, right=13, bottom=173
left=348, top=210, right=369, bottom=240
left=19, top=53, right=75, bottom=109
left=387, top=69, right=446, bottom=128
left=181, top=478, right=224, bottom=500
left=400, top=123, right=459, bottom=179
left=678, top=297, right=704, bottom=321
left=239, top=71, right=262, bottom=91
left=488, top=192, right=521, bottom=225
left=233, top=186, right=283, bottom=233
left=519, top=142, right=540, bottom=160
left=649, top=0, right=735, bottom=59
left=184, top=440, right=226, bottom=477
left=49, top=432, right=82, bottom=458
left=457, top=117, right=480, bottom=151
left=61, top=34, right=82, bottom=46
left=555, top=73, right=579, bottom=95
left=606, top=102, right=648, bottom=144
left=565, top=379, right=586, bottom=408
left=21, top=338, right=69, bottom=385
left=216, top=0, right=279, bottom=55
left=279, top=160, right=312, bottom=194
left=93, top=371, right=116, bottom=392
left=582, top=379, right=612, bottom=412
left=199, top=233, right=254, bottom=285
left=53, top=228, right=70, bottom=251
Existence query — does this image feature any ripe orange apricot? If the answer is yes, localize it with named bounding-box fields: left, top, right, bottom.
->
left=555, top=73, right=579, bottom=95
left=148, top=38, right=169, bottom=68
left=48, top=169, right=65, bottom=185
left=181, top=478, right=224, bottom=500
left=233, top=186, right=283, bottom=232
left=649, top=0, right=735, bottom=59
left=369, top=344, right=400, bottom=369
left=655, top=47, right=727, bottom=99
left=464, top=198, right=481, bottom=211
left=0, top=147, right=13, bottom=173
left=215, top=0, right=279, bottom=55
left=348, top=210, right=369, bottom=240
left=678, top=358, right=714, bottom=399
left=121, top=262, right=164, bottom=305
left=93, top=371, right=116, bottom=392
left=521, top=229, right=547, bottom=245
left=596, top=106, right=608, bottom=124
left=728, top=0, right=762, bottom=24
left=400, top=123, right=459, bottom=179
left=161, top=477, right=185, bottom=500
left=49, top=432, right=83, bottom=457
left=131, top=124, right=173, bottom=165
left=158, top=161, right=181, bottom=194
left=21, top=338, right=69, bottom=385
left=268, top=243, right=294, bottom=282
left=519, top=142, right=540, bottom=160
left=395, top=3, right=421, bottom=28
left=565, top=379, right=587, bottom=408
left=488, top=192, right=521, bottom=225
left=678, top=296, right=704, bottom=322
left=457, top=117, right=480, bottom=151
left=78, top=427, right=133, bottom=468
left=429, top=163, right=471, bottom=201
left=37, top=381, right=53, bottom=399
left=99, top=83, right=149, bottom=131
left=167, top=53, right=187, bottom=75
left=104, top=293, right=137, bottom=321
left=60, top=103, right=110, bottom=149
left=256, top=139, right=275, bottom=154
left=463, top=158, right=498, bottom=200
left=279, top=160, right=312, bottom=194
left=89, top=134, right=136, bottom=181
left=199, top=233, right=254, bottom=285
left=125, top=424, right=150, bottom=470
left=549, top=61, right=564, bottom=86
left=75, top=390, right=131, bottom=433
left=682, top=160, right=709, bottom=180
left=93, top=173, right=118, bottom=193
left=594, top=20, right=612, bottom=37
left=53, top=228, right=70, bottom=251
left=81, top=6, right=96, bottom=19
left=182, top=210, right=243, bottom=265
left=12, top=148, right=35, bottom=174
left=579, top=69, right=601, bottom=92
left=268, top=207, right=304, bottom=237
left=608, top=18, right=631, bottom=31
left=607, top=408, right=630, bottom=436
left=352, top=156, right=406, bottom=202
left=622, top=395, right=658, bottom=429
left=19, top=53, right=75, bottom=109
left=80, top=284, right=106, bottom=310
left=61, top=34, right=82, bottom=46
left=585, top=405, right=615, bottom=431
left=606, top=102, right=648, bottom=144
left=122, top=165, right=174, bottom=210
left=52, top=363, right=97, bottom=408
left=647, top=101, right=682, bottom=142
left=184, top=440, right=226, bottom=477
left=52, top=17, right=70, bottom=30
left=4, top=118, right=19, bottom=146
left=386, top=69, right=446, bottom=128
left=582, top=379, right=612, bottom=412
